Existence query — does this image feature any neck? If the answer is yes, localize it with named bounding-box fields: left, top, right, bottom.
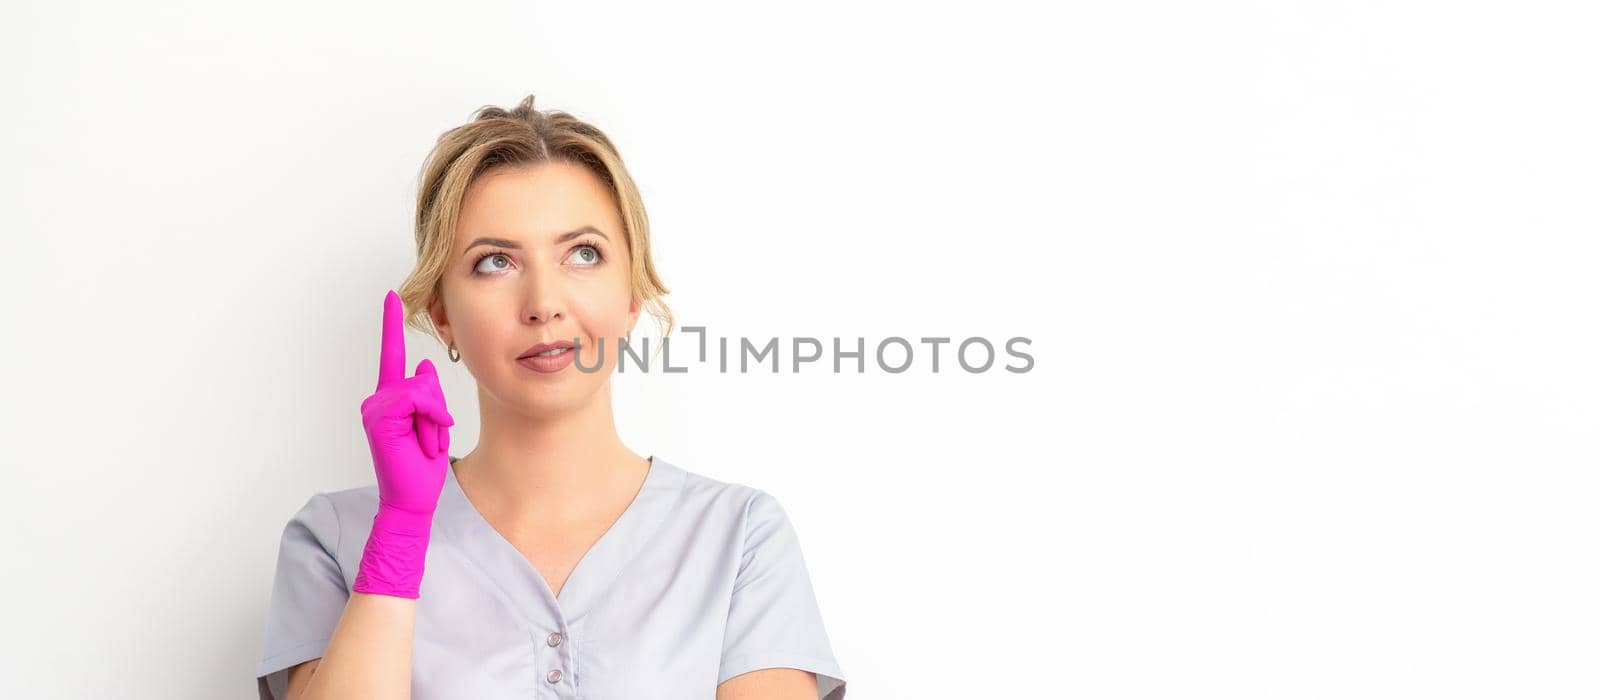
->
left=453, top=379, right=648, bottom=522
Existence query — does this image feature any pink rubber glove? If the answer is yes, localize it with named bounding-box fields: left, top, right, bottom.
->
left=351, top=289, right=456, bottom=599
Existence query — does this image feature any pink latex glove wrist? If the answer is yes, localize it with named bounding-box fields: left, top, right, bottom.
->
left=351, top=290, right=455, bottom=599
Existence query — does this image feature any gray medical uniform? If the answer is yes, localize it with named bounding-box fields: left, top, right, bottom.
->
left=256, top=455, right=846, bottom=699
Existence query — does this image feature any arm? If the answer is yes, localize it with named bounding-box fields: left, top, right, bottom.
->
left=284, top=659, right=319, bottom=699
left=282, top=290, right=453, bottom=699
left=716, top=668, right=819, bottom=700
left=715, top=490, right=847, bottom=698
left=285, top=593, right=418, bottom=700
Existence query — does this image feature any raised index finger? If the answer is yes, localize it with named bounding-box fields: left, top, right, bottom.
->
left=378, top=289, right=407, bottom=390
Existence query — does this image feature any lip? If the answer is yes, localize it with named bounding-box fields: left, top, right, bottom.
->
left=517, top=349, right=573, bottom=373
left=517, top=339, right=578, bottom=374
left=519, top=340, right=576, bottom=359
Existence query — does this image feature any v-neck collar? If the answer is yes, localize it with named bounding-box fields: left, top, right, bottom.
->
left=435, top=453, right=685, bottom=625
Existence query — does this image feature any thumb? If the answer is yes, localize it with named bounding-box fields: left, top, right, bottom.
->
left=414, top=358, right=438, bottom=379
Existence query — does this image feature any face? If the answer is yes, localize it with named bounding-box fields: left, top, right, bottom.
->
left=428, top=160, right=640, bottom=416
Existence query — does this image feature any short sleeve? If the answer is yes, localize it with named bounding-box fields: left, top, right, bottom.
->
left=255, top=493, right=348, bottom=700
left=718, top=489, right=847, bottom=700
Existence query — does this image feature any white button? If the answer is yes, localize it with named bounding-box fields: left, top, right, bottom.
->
left=547, top=632, right=563, bottom=647
left=547, top=669, right=563, bottom=683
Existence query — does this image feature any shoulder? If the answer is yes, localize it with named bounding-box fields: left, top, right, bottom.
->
left=667, top=458, right=758, bottom=502
left=658, top=456, right=767, bottom=508
left=655, top=457, right=794, bottom=539
left=275, top=484, right=378, bottom=558
left=318, top=483, right=379, bottom=522
left=297, top=483, right=379, bottom=530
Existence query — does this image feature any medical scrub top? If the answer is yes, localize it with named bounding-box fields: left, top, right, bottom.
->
left=255, top=455, right=846, bottom=700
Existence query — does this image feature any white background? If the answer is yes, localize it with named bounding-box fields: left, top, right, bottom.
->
left=3, top=1, right=1597, bottom=698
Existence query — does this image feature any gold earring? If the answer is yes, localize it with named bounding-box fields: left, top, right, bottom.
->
left=448, top=345, right=461, bottom=363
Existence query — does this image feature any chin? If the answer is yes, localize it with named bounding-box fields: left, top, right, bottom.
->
left=506, top=372, right=607, bottom=413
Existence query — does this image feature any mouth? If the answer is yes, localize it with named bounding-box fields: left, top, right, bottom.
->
left=517, top=339, right=578, bottom=373
left=518, top=340, right=576, bottom=360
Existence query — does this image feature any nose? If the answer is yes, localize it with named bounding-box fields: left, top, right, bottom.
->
left=523, top=270, right=566, bottom=324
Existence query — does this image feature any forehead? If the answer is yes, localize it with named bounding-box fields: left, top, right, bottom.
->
left=455, top=161, right=621, bottom=245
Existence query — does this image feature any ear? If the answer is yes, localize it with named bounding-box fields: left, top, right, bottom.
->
left=428, top=298, right=452, bottom=348
left=626, top=296, right=641, bottom=336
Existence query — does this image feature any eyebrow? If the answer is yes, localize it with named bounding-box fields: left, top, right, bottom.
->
left=462, top=226, right=608, bottom=257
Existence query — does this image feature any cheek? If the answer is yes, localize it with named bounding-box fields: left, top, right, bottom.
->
left=569, top=291, right=635, bottom=338
left=453, top=300, right=516, bottom=349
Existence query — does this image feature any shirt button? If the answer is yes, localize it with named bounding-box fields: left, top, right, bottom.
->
left=547, top=669, right=563, bottom=683
left=547, top=632, right=563, bottom=647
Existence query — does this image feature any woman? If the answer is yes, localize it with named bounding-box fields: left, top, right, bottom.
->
left=255, top=95, right=847, bottom=700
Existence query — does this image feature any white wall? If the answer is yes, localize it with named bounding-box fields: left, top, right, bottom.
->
left=3, top=1, right=1598, bottom=697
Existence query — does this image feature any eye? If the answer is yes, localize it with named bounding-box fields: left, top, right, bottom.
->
left=472, top=252, right=513, bottom=275
left=567, top=242, right=604, bottom=266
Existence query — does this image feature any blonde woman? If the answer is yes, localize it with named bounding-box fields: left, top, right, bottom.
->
left=255, top=95, right=846, bottom=700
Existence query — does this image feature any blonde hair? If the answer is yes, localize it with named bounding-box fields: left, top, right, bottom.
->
left=397, top=94, right=673, bottom=351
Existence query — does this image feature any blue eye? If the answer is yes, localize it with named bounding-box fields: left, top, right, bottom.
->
left=469, top=239, right=605, bottom=277
left=473, top=252, right=512, bottom=275
left=568, top=243, right=603, bottom=266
